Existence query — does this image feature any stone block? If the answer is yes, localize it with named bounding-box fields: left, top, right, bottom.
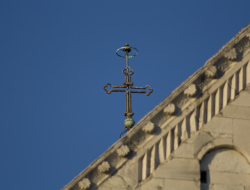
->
left=233, top=118, right=250, bottom=156
left=154, top=158, right=200, bottom=180
left=97, top=186, right=112, bottom=190
left=173, top=132, right=214, bottom=159
left=209, top=171, right=250, bottom=186
left=139, top=178, right=164, bottom=190
left=200, top=148, right=250, bottom=173
left=116, top=159, right=138, bottom=187
left=172, top=142, right=195, bottom=159
left=99, top=175, right=128, bottom=189
left=203, top=116, right=233, bottom=134
left=209, top=133, right=232, bottom=138
left=163, top=179, right=199, bottom=190
left=212, top=137, right=233, bottom=146
left=222, top=105, right=250, bottom=119
left=230, top=91, right=250, bottom=107
left=197, top=138, right=233, bottom=160
left=203, top=184, right=244, bottom=190
left=192, top=132, right=214, bottom=155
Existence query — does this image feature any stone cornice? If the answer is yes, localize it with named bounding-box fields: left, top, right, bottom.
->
left=62, top=23, right=250, bottom=190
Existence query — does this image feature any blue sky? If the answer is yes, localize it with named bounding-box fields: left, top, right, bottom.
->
left=1, top=1, right=250, bottom=189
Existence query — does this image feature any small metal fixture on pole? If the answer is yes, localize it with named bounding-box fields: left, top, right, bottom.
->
left=104, top=43, right=153, bottom=138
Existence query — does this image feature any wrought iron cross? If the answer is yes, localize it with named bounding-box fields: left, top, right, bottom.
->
left=103, top=43, right=153, bottom=135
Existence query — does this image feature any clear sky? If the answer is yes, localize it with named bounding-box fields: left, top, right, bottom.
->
left=1, top=1, right=250, bottom=190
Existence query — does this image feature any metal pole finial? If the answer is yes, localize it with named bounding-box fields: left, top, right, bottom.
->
left=116, top=44, right=138, bottom=58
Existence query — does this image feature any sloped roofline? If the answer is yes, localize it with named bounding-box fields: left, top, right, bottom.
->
left=62, top=23, right=250, bottom=190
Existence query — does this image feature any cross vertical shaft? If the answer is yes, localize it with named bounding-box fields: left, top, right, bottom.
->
left=124, top=47, right=132, bottom=118
left=126, top=51, right=130, bottom=116
left=103, top=43, right=153, bottom=136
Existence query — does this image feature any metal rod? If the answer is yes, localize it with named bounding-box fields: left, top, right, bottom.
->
left=126, top=51, right=129, bottom=68
left=126, top=51, right=130, bottom=117
left=130, top=91, right=132, bottom=113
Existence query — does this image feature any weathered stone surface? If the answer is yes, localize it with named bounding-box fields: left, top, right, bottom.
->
left=230, top=90, right=250, bottom=107
left=173, top=132, right=214, bottom=159
left=202, top=116, right=233, bottom=134
left=200, top=148, right=250, bottom=190
left=233, top=118, right=250, bottom=155
left=222, top=105, right=250, bottom=119
left=209, top=171, right=250, bottom=186
left=184, top=84, right=197, bottom=97
left=202, top=184, right=244, bottom=190
left=78, top=178, right=91, bottom=190
left=97, top=186, right=112, bottom=190
left=212, top=137, right=233, bottom=146
left=116, top=159, right=138, bottom=188
left=98, top=161, right=110, bottom=173
left=163, top=103, right=176, bottom=115
left=209, top=133, right=232, bottom=138
left=201, top=148, right=250, bottom=173
left=154, top=158, right=200, bottom=180
left=117, top=145, right=130, bottom=157
left=197, top=138, right=233, bottom=160
left=224, top=48, right=237, bottom=60
left=205, top=66, right=217, bottom=78
left=172, top=142, right=195, bottom=158
left=142, top=121, right=155, bottom=133
left=139, top=178, right=164, bottom=190
left=98, top=175, right=131, bottom=190
left=192, top=132, right=214, bottom=154
left=163, top=179, right=199, bottom=190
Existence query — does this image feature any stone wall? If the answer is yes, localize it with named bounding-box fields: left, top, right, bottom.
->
left=201, top=148, right=250, bottom=190
left=97, top=84, right=250, bottom=190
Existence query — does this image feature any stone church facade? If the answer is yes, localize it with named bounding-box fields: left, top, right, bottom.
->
left=62, top=24, right=250, bottom=190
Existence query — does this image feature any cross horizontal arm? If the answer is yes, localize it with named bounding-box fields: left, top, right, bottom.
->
left=103, top=83, right=126, bottom=94
left=130, top=85, right=153, bottom=96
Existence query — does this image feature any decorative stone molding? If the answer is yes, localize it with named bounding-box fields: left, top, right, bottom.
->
left=142, top=121, right=155, bottom=133
left=218, top=61, right=229, bottom=72
left=184, top=84, right=197, bottom=97
left=163, top=103, right=175, bottom=115
left=117, top=145, right=130, bottom=157
left=246, top=32, right=250, bottom=40
left=205, top=66, right=217, bottom=78
left=78, top=178, right=91, bottom=190
left=180, top=130, right=188, bottom=142
left=138, top=60, right=250, bottom=182
left=224, top=48, right=237, bottom=60
left=235, top=38, right=250, bottom=53
left=176, top=98, right=189, bottom=108
left=98, top=161, right=110, bottom=173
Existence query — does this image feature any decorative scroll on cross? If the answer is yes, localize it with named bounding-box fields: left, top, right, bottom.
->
left=103, top=43, right=153, bottom=137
